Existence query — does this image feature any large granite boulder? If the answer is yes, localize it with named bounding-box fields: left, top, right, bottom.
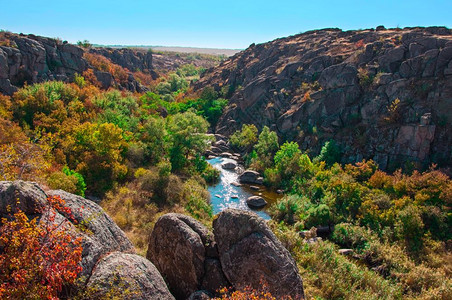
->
left=47, top=189, right=134, bottom=277
left=147, top=213, right=227, bottom=299
left=0, top=181, right=48, bottom=220
left=246, top=195, right=267, bottom=209
left=213, top=209, right=305, bottom=299
left=87, top=252, right=174, bottom=300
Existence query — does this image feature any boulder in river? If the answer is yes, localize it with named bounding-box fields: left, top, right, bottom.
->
left=213, top=209, right=305, bottom=299
left=239, top=170, right=263, bottom=184
left=221, top=161, right=237, bottom=170
left=219, top=152, right=233, bottom=158
left=246, top=196, right=267, bottom=209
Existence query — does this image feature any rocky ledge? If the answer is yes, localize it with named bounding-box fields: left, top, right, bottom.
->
left=0, top=32, right=153, bottom=95
left=0, top=181, right=304, bottom=299
left=196, top=26, right=452, bottom=170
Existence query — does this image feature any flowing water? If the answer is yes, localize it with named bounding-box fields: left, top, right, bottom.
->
left=207, top=157, right=282, bottom=220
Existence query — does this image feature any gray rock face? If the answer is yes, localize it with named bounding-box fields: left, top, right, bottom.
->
left=0, top=32, right=153, bottom=95
left=89, top=47, right=153, bottom=73
left=187, top=290, right=212, bottom=300
left=0, top=181, right=47, bottom=220
left=47, top=190, right=134, bottom=277
left=213, top=209, right=305, bottom=299
left=147, top=213, right=215, bottom=299
left=246, top=196, right=267, bottom=208
left=196, top=26, right=452, bottom=171
left=87, top=252, right=174, bottom=300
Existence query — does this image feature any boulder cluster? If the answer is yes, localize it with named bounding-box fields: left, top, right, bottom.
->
left=0, top=181, right=304, bottom=299
left=0, top=181, right=174, bottom=299
left=147, top=210, right=305, bottom=299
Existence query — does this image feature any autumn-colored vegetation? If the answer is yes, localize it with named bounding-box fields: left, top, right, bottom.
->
left=0, top=195, right=83, bottom=299
left=0, top=63, right=225, bottom=260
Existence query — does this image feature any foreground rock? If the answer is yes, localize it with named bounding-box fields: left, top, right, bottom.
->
left=87, top=252, right=174, bottom=299
left=246, top=196, right=267, bottom=208
left=147, top=213, right=228, bottom=299
left=0, top=181, right=173, bottom=298
left=213, top=209, right=305, bottom=298
left=239, top=170, right=263, bottom=184
left=148, top=210, right=304, bottom=298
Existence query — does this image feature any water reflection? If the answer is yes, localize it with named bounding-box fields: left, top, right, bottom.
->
left=207, top=157, right=281, bottom=220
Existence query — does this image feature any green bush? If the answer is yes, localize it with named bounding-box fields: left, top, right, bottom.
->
left=230, top=124, right=258, bottom=152
left=314, top=140, right=342, bottom=167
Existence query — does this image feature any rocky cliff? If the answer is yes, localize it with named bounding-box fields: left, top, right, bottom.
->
left=196, top=26, right=452, bottom=170
left=0, top=32, right=153, bottom=95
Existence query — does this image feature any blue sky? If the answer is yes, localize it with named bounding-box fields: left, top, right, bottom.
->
left=1, top=0, right=451, bottom=49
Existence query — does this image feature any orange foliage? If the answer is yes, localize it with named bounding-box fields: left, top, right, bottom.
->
left=133, top=70, right=154, bottom=87
left=302, top=91, right=311, bottom=102
left=215, top=281, right=292, bottom=300
left=0, top=195, right=83, bottom=299
left=81, top=69, right=102, bottom=89
left=83, top=53, right=129, bottom=85
left=355, top=39, right=365, bottom=48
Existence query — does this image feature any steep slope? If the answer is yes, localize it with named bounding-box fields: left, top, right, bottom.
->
left=196, top=26, right=452, bottom=170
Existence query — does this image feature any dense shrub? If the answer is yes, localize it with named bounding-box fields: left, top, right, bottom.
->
left=0, top=196, right=83, bottom=299
left=230, top=124, right=258, bottom=152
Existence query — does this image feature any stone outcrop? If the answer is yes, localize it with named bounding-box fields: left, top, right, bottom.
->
left=214, top=209, right=305, bottom=299
left=148, top=210, right=304, bottom=299
left=0, top=32, right=154, bottom=94
left=196, top=26, right=452, bottom=170
left=89, top=47, right=154, bottom=73
left=147, top=213, right=228, bottom=299
left=0, top=181, right=174, bottom=299
left=47, top=189, right=134, bottom=277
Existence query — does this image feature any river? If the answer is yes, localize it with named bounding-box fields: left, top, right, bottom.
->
left=207, top=157, right=281, bottom=220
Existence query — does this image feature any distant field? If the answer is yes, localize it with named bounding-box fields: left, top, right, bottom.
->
left=149, top=46, right=241, bottom=56
left=95, top=44, right=242, bottom=56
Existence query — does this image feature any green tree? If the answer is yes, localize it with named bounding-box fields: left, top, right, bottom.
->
left=314, top=140, right=342, bottom=167
left=65, top=122, right=127, bottom=196
left=166, top=111, right=211, bottom=172
left=251, top=126, right=279, bottom=171
left=230, top=124, right=258, bottom=152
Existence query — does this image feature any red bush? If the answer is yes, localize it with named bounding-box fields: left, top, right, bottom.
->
left=0, top=195, right=83, bottom=299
